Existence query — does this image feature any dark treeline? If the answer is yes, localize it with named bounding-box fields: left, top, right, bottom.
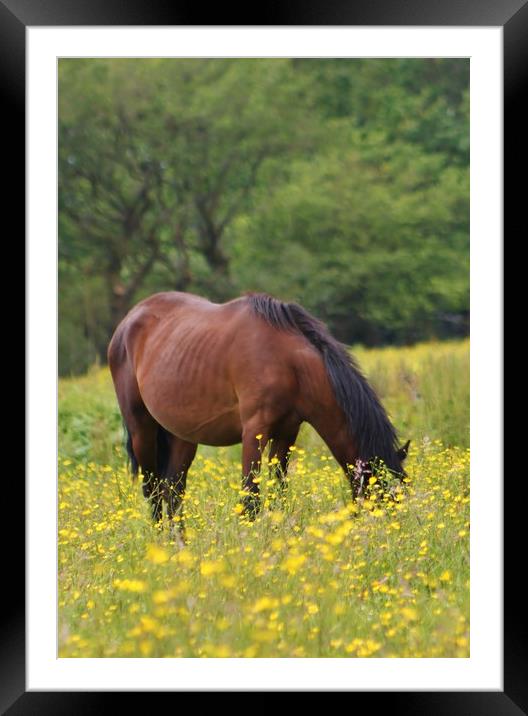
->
left=59, top=58, right=469, bottom=375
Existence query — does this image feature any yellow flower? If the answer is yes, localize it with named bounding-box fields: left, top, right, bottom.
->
left=113, top=579, right=147, bottom=593
left=400, top=607, right=418, bottom=622
left=281, top=553, right=307, bottom=575
left=152, top=590, right=171, bottom=605
left=146, top=544, right=170, bottom=564
left=439, top=570, right=452, bottom=583
left=200, top=559, right=226, bottom=577
left=252, top=596, right=279, bottom=613
left=140, top=615, right=159, bottom=633
left=220, top=575, right=236, bottom=588
left=139, top=640, right=153, bottom=657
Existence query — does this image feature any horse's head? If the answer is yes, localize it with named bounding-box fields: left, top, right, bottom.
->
left=352, top=440, right=411, bottom=496
left=395, top=439, right=411, bottom=476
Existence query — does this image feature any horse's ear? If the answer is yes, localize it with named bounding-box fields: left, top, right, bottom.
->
left=397, top=440, right=411, bottom=461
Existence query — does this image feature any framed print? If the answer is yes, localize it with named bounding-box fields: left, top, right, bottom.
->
left=6, top=0, right=519, bottom=710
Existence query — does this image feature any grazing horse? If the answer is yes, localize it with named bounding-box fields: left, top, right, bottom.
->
left=108, top=291, right=409, bottom=537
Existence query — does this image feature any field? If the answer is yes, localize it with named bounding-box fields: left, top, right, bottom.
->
left=58, top=339, right=469, bottom=658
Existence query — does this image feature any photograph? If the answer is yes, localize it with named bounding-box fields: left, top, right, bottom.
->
left=57, top=57, right=470, bottom=659
left=0, top=0, right=513, bottom=704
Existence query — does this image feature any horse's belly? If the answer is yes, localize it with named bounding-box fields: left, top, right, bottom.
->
left=145, top=397, right=242, bottom=447
left=176, top=407, right=242, bottom=446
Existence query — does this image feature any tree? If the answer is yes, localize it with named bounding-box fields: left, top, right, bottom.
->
left=59, top=59, right=311, bottom=361
left=231, top=132, right=469, bottom=345
left=59, top=58, right=469, bottom=374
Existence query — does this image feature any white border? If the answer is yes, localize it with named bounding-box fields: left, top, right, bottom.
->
left=27, top=27, right=502, bottom=691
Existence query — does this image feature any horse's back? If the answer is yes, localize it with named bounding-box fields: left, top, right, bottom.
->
left=108, top=292, right=220, bottom=364
left=108, top=293, right=254, bottom=443
left=108, top=291, right=327, bottom=445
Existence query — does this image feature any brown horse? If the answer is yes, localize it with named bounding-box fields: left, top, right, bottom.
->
left=108, top=291, right=409, bottom=536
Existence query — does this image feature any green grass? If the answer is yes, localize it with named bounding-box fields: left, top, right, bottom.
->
left=58, top=339, right=469, bottom=658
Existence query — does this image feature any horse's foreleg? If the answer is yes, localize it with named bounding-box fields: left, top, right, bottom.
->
left=241, top=425, right=270, bottom=519
left=269, top=428, right=300, bottom=498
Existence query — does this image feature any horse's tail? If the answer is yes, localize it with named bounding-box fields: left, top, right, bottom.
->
left=123, top=421, right=171, bottom=480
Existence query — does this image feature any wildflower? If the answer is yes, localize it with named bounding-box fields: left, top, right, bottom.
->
left=113, top=578, right=147, bottom=593
left=252, top=596, right=279, bottom=613
left=200, top=559, right=225, bottom=577
left=146, top=544, right=170, bottom=564
left=220, top=575, right=237, bottom=588
left=400, top=607, right=418, bottom=622
left=281, top=553, right=307, bottom=575
left=139, top=640, right=153, bottom=657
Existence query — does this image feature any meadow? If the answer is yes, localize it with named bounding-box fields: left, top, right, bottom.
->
left=58, top=339, right=469, bottom=658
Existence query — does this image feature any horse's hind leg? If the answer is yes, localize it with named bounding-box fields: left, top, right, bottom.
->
left=117, top=395, right=162, bottom=522
left=129, top=413, right=164, bottom=523
left=109, top=355, right=162, bottom=522
left=162, top=436, right=197, bottom=543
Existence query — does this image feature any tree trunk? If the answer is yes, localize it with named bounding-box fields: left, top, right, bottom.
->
left=204, top=243, right=230, bottom=276
left=110, top=282, right=129, bottom=331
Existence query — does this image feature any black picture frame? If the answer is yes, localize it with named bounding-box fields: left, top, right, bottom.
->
left=7, top=0, right=517, bottom=711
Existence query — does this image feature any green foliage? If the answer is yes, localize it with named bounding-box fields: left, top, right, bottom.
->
left=59, top=59, right=469, bottom=374
left=353, top=341, right=470, bottom=448
left=59, top=367, right=123, bottom=463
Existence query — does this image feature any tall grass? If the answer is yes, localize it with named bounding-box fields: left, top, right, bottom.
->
left=58, top=339, right=469, bottom=658
left=354, top=340, right=469, bottom=449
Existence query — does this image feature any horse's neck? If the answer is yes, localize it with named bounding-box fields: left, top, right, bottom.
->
left=295, top=353, right=359, bottom=470
left=301, top=395, right=358, bottom=473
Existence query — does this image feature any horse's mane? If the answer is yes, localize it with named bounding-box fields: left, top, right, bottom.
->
left=247, top=293, right=400, bottom=471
